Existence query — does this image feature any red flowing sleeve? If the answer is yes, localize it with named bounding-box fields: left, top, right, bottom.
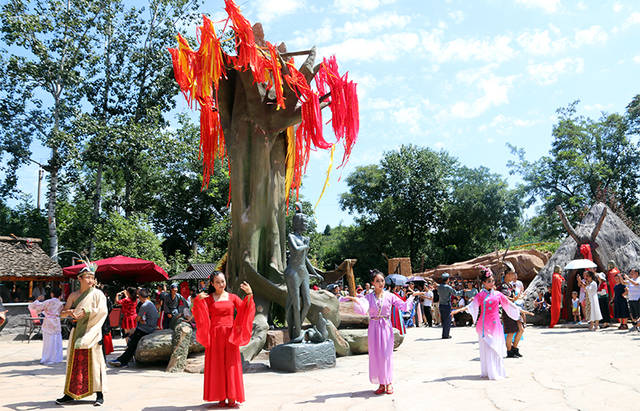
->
left=229, top=294, right=255, bottom=347
left=192, top=296, right=211, bottom=348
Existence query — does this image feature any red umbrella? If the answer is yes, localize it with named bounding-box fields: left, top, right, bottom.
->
left=63, top=255, right=169, bottom=283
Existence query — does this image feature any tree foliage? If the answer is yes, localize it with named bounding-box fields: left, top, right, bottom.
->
left=508, top=99, right=640, bottom=238
left=322, top=145, right=522, bottom=279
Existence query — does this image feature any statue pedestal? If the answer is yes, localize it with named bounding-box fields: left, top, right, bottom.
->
left=269, top=340, right=336, bottom=372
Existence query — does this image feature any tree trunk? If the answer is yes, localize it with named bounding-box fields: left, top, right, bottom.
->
left=89, top=163, right=103, bottom=258
left=226, top=121, right=289, bottom=359
left=48, top=149, right=59, bottom=260
left=213, top=44, right=321, bottom=359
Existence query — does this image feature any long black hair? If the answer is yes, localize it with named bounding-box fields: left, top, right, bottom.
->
left=208, top=271, right=225, bottom=294
left=369, top=269, right=385, bottom=283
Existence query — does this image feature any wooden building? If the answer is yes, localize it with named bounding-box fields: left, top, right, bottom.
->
left=0, top=236, right=64, bottom=301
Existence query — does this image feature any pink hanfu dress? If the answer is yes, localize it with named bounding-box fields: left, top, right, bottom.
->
left=351, top=292, right=414, bottom=385
left=467, top=289, right=521, bottom=380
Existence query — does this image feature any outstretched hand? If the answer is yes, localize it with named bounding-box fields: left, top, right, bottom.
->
left=240, top=281, right=253, bottom=296
left=197, top=292, right=208, bottom=300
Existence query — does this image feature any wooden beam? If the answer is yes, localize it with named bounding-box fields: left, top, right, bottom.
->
left=346, top=260, right=356, bottom=296
left=280, top=49, right=313, bottom=58
left=555, top=205, right=580, bottom=243
left=590, top=207, right=607, bottom=241
left=0, top=236, right=43, bottom=243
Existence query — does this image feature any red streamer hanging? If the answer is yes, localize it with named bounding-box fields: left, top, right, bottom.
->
left=168, top=0, right=360, bottom=204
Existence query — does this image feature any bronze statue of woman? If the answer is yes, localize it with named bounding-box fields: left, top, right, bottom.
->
left=285, top=203, right=322, bottom=340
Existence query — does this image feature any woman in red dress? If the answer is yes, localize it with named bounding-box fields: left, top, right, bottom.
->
left=192, top=272, right=255, bottom=407
left=115, top=287, right=137, bottom=340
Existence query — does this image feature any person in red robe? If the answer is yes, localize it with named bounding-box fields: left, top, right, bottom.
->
left=192, top=272, right=255, bottom=407
left=606, top=260, right=620, bottom=320
left=549, top=265, right=565, bottom=328
left=180, top=281, right=190, bottom=300
left=390, top=286, right=407, bottom=335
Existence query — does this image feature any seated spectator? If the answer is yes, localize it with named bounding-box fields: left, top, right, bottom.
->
left=109, top=288, right=159, bottom=367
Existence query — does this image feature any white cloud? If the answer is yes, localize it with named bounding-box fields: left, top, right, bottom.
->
left=393, top=106, right=422, bottom=134
left=434, top=141, right=445, bottom=149
left=254, top=0, right=306, bottom=23
left=517, top=25, right=607, bottom=56
left=448, top=10, right=464, bottom=23
left=339, top=12, right=411, bottom=36
left=444, top=71, right=518, bottom=119
left=320, top=32, right=419, bottom=62
left=574, top=25, right=608, bottom=46
left=527, top=57, right=584, bottom=85
left=289, top=20, right=333, bottom=49
left=633, top=56, right=640, bottom=64
left=517, top=29, right=568, bottom=55
left=624, top=12, right=640, bottom=28
left=584, top=103, right=613, bottom=112
left=350, top=73, right=376, bottom=98
left=420, top=29, right=516, bottom=63
left=480, top=114, right=539, bottom=135
left=333, top=0, right=396, bottom=13
left=515, top=0, right=561, bottom=13
left=613, top=2, right=623, bottom=12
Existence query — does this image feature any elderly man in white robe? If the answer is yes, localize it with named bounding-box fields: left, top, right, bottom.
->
left=56, top=264, right=108, bottom=407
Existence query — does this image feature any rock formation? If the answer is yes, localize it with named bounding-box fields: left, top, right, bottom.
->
left=415, top=249, right=550, bottom=284
left=524, top=203, right=640, bottom=323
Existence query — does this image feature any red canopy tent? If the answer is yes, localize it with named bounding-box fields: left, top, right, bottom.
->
left=63, top=255, right=169, bottom=283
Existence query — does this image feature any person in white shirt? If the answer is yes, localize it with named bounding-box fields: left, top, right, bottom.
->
left=421, top=286, right=434, bottom=327
left=624, top=269, right=640, bottom=331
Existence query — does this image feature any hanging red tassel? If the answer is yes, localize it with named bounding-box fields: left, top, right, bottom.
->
left=266, top=42, right=285, bottom=109
left=315, top=56, right=360, bottom=168
left=169, top=2, right=361, bottom=207
left=224, top=0, right=266, bottom=83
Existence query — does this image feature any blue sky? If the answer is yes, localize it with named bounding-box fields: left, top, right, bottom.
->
left=7, top=0, right=640, bottom=231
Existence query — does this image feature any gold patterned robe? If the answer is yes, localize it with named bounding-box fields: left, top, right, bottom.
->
left=63, top=287, right=108, bottom=399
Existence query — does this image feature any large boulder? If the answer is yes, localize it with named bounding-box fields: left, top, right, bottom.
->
left=339, top=301, right=368, bottom=328
left=309, top=290, right=340, bottom=328
left=135, top=329, right=204, bottom=364
left=415, top=249, right=549, bottom=285
left=326, top=321, right=351, bottom=357
left=339, top=329, right=404, bottom=355
left=524, top=203, right=640, bottom=323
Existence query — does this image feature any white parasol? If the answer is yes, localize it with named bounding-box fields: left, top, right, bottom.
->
left=564, top=259, right=597, bottom=270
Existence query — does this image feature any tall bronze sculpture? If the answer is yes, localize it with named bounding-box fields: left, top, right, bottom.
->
left=285, top=203, right=323, bottom=340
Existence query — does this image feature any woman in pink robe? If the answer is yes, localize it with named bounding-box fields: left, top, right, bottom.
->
left=343, top=270, right=421, bottom=395
left=452, top=267, right=529, bottom=380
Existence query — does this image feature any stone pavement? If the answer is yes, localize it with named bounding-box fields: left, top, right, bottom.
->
left=1, top=324, right=640, bottom=411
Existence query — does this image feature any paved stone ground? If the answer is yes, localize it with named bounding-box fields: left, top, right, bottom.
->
left=1, top=324, right=640, bottom=410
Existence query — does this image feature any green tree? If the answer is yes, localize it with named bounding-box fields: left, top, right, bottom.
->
left=151, top=116, right=230, bottom=258
left=508, top=100, right=640, bottom=238
left=0, top=197, right=49, bottom=246
left=72, top=0, right=201, bottom=255
left=340, top=145, right=455, bottom=267
left=435, top=166, right=522, bottom=263
left=1, top=0, right=107, bottom=258
left=93, top=211, right=167, bottom=267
